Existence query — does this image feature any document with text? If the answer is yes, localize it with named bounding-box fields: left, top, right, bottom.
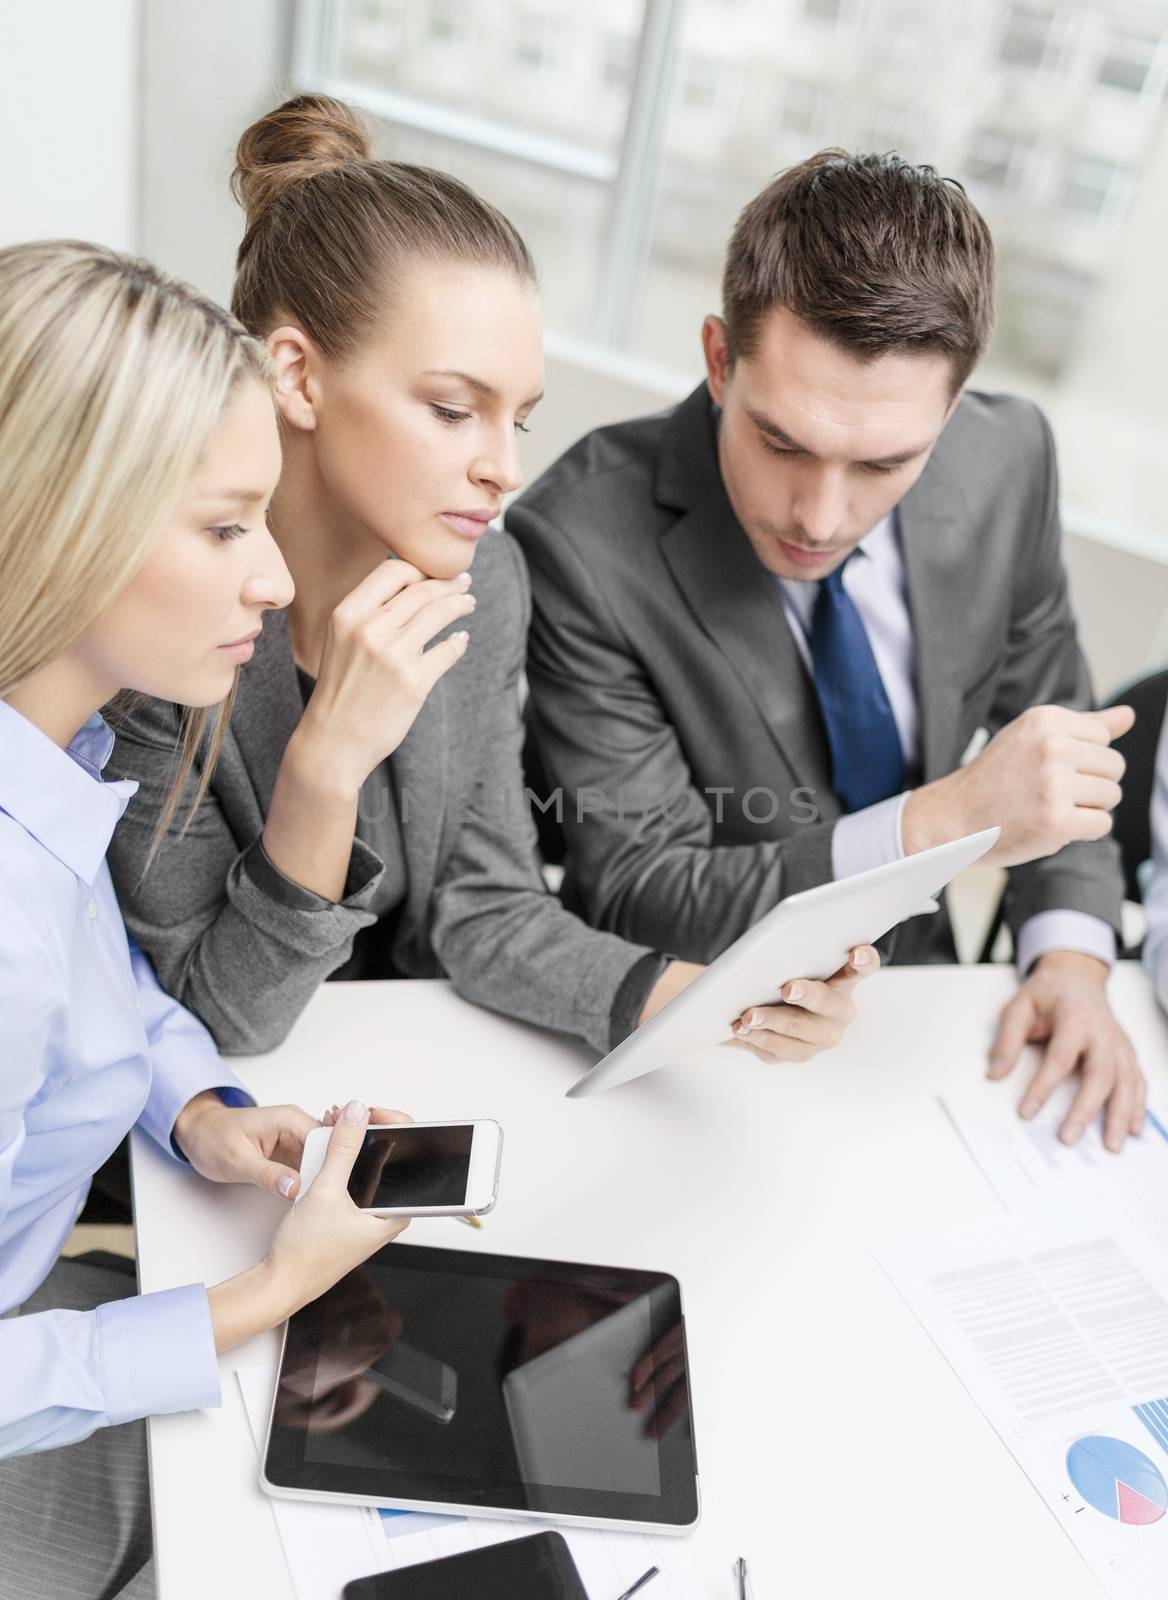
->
left=877, top=1212, right=1168, bottom=1597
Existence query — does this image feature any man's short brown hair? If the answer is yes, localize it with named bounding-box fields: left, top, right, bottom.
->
left=722, top=150, right=996, bottom=390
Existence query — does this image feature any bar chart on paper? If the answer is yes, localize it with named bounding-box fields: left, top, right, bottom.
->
left=1134, top=1400, right=1168, bottom=1458
left=1066, top=1437, right=1168, bottom=1527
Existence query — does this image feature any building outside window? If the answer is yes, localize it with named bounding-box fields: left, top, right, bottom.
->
left=312, top=0, right=1168, bottom=542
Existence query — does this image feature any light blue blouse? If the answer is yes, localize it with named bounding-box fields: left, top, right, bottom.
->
left=0, top=698, right=248, bottom=1455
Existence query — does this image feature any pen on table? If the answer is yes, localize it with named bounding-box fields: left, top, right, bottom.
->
left=734, top=1556, right=754, bottom=1599
left=615, top=1566, right=658, bottom=1600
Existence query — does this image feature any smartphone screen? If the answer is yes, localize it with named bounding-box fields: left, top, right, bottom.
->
left=348, top=1125, right=473, bottom=1210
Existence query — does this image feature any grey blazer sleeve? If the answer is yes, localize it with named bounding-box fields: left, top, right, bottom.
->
left=990, top=407, right=1124, bottom=940
left=427, top=537, right=661, bottom=1055
left=106, top=699, right=384, bottom=1054
left=508, top=499, right=836, bottom=964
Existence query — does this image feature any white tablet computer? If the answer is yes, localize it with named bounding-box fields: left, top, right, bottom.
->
left=503, top=1284, right=678, bottom=1500
left=568, top=826, right=999, bottom=1098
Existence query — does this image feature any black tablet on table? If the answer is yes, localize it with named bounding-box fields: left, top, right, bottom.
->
left=261, top=1244, right=699, bottom=1533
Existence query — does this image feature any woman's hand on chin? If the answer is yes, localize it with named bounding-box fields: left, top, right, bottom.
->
left=294, top=558, right=477, bottom=791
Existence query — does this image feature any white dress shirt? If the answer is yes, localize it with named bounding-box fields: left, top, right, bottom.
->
left=0, top=699, right=250, bottom=1455
left=777, top=514, right=1116, bottom=974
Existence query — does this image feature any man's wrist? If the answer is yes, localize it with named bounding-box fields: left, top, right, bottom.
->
left=901, top=774, right=963, bottom=856
left=1032, top=948, right=1110, bottom=986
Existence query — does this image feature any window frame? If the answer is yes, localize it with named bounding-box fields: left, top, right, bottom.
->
left=292, top=0, right=684, bottom=348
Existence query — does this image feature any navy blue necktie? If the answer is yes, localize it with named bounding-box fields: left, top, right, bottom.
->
left=808, top=558, right=906, bottom=814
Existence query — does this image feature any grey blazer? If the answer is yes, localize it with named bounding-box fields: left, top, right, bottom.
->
left=506, top=381, right=1124, bottom=965
left=106, top=529, right=653, bottom=1057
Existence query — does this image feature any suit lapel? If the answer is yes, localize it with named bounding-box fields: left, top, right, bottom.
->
left=656, top=385, right=833, bottom=794
left=661, top=493, right=833, bottom=793
left=897, top=451, right=968, bottom=783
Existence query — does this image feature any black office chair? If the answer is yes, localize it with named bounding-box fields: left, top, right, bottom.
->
left=977, top=668, right=1168, bottom=961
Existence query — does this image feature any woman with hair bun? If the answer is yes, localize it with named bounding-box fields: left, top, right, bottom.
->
left=0, top=241, right=415, bottom=1597
left=109, top=94, right=876, bottom=1067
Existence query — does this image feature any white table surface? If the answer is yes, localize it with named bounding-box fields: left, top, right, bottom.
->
left=133, top=964, right=1168, bottom=1600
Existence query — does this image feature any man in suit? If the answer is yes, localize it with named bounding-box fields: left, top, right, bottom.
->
left=508, top=149, right=1145, bottom=1149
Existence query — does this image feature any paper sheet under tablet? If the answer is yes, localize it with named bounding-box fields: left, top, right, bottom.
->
left=238, top=1368, right=707, bottom=1600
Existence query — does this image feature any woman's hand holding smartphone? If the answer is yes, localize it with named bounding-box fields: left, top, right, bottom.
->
left=205, top=1101, right=411, bottom=1354
left=300, top=1116, right=503, bottom=1217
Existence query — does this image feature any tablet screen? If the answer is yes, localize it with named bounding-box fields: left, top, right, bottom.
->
left=263, top=1246, right=698, bottom=1528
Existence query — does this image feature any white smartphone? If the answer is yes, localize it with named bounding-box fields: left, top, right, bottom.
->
left=297, top=1119, right=503, bottom=1217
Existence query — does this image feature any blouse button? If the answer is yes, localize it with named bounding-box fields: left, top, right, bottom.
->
left=87, top=900, right=98, bottom=920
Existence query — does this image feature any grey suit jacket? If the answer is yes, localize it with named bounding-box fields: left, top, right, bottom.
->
left=106, top=529, right=652, bottom=1057
left=507, top=381, right=1124, bottom=965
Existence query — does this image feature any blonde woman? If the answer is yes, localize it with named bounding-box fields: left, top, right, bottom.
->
left=0, top=242, right=412, bottom=1600
left=108, top=94, right=878, bottom=1069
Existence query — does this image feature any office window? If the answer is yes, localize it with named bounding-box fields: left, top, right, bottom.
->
left=308, top=0, right=1168, bottom=541
left=426, top=0, right=463, bottom=42
left=965, top=128, right=1033, bottom=191
left=679, top=56, right=741, bottom=118
left=998, top=253, right=1094, bottom=379
left=1097, top=26, right=1165, bottom=95
left=601, top=31, right=635, bottom=91
left=859, top=104, right=922, bottom=155
left=513, top=9, right=566, bottom=74
left=999, top=4, right=1064, bottom=71
left=343, top=0, right=403, bottom=57
left=779, top=78, right=822, bottom=137
left=1062, top=153, right=1130, bottom=225
left=804, top=0, right=850, bottom=23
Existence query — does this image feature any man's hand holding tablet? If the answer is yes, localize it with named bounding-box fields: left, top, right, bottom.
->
left=636, top=946, right=880, bottom=1064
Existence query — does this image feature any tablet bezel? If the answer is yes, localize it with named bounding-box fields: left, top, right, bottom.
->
left=261, top=1245, right=700, bottom=1533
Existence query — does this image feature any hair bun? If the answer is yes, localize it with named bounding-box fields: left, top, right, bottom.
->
left=232, top=94, right=373, bottom=227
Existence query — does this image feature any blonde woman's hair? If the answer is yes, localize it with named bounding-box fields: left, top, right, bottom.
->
left=0, top=240, right=274, bottom=852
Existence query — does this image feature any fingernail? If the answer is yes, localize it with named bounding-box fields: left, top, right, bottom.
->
left=748, top=1010, right=764, bottom=1028
left=852, top=948, right=871, bottom=967
left=1064, top=1123, right=1082, bottom=1145
left=457, top=572, right=472, bottom=589
left=734, top=1023, right=750, bottom=1038
left=786, top=984, right=804, bottom=1003
left=277, top=1173, right=296, bottom=1198
left=1020, top=1097, right=1038, bottom=1118
left=342, top=1098, right=368, bottom=1122
left=465, top=595, right=477, bottom=610
left=455, top=631, right=470, bottom=644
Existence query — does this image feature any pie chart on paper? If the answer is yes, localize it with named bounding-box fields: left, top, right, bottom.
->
left=1066, top=1436, right=1168, bottom=1526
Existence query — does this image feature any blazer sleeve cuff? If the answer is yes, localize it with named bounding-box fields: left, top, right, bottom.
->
left=609, top=952, right=670, bottom=1049
left=227, top=837, right=384, bottom=959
